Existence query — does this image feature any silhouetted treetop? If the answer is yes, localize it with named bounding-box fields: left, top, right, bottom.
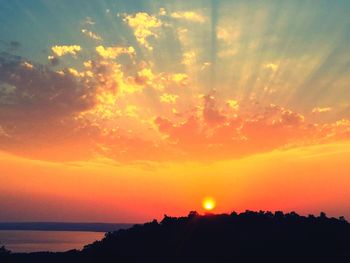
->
left=3, top=210, right=350, bottom=263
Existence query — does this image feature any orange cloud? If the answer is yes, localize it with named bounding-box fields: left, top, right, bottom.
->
left=1, top=32, right=350, bottom=164
left=153, top=99, right=350, bottom=161
left=1, top=50, right=349, bottom=163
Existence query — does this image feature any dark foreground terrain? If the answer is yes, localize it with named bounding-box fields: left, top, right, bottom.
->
left=1, top=210, right=350, bottom=262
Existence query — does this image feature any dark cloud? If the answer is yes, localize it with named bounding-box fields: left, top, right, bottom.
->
left=0, top=53, right=96, bottom=121
left=9, top=41, right=21, bottom=51
left=0, top=41, right=21, bottom=52
left=48, top=56, right=60, bottom=67
left=0, top=52, right=99, bottom=160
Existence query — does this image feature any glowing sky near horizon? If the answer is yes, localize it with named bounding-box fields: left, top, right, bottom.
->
left=0, top=0, right=350, bottom=222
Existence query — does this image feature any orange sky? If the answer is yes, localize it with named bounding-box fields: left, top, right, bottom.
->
left=1, top=141, right=350, bottom=222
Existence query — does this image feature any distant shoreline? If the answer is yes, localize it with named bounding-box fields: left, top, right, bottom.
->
left=0, top=222, right=134, bottom=233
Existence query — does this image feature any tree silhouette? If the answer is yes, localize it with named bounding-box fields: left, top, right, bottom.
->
left=3, top=210, right=350, bottom=263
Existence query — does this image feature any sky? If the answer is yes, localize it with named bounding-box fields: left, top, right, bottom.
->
left=0, top=0, right=350, bottom=223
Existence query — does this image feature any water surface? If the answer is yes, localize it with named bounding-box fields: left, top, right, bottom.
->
left=0, top=230, right=105, bottom=252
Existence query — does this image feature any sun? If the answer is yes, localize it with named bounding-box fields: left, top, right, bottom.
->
left=202, top=197, right=216, bottom=211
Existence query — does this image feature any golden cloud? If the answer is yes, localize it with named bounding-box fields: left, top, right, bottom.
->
left=51, top=45, right=81, bottom=57
left=226, top=99, right=239, bottom=110
left=2, top=19, right=350, bottom=164
left=96, top=45, right=136, bottom=59
left=182, top=51, right=196, bottom=66
left=160, top=93, right=179, bottom=104
left=312, top=107, right=332, bottom=113
left=123, top=12, right=163, bottom=50
left=265, top=63, right=278, bottom=72
left=171, top=73, right=189, bottom=86
left=171, top=11, right=205, bottom=23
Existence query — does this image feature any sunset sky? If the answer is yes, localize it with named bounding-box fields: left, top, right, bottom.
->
left=1, top=0, right=350, bottom=223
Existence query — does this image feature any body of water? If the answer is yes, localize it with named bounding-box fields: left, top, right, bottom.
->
left=0, top=230, right=105, bottom=252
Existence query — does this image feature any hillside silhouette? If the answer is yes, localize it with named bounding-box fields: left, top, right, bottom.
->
left=2, top=210, right=350, bottom=262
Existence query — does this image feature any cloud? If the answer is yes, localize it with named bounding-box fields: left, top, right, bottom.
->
left=84, top=16, right=96, bottom=25
left=159, top=8, right=167, bottom=16
left=176, top=27, right=189, bottom=45
left=82, top=29, right=102, bottom=41
left=171, top=73, right=189, bottom=86
left=0, top=47, right=349, bottom=163
left=171, top=11, right=205, bottom=23
left=124, top=105, right=139, bottom=118
left=202, top=94, right=226, bottom=125
left=182, top=51, right=196, bottom=66
left=217, top=26, right=240, bottom=44
left=82, top=56, right=126, bottom=94
left=9, top=41, right=21, bottom=51
left=312, top=107, right=332, bottom=113
left=0, top=53, right=98, bottom=160
left=160, top=93, right=178, bottom=104
left=265, top=63, right=278, bottom=72
left=216, top=25, right=241, bottom=58
left=0, top=125, right=10, bottom=138
left=201, top=62, right=211, bottom=70
left=96, top=45, right=135, bottom=59
left=279, top=108, right=304, bottom=126
left=21, top=61, right=34, bottom=69
left=152, top=97, right=350, bottom=161
left=132, top=63, right=190, bottom=91
left=0, top=54, right=95, bottom=119
left=123, top=12, right=163, bottom=50
left=51, top=45, right=82, bottom=57
left=48, top=55, right=60, bottom=66
left=1, top=13, right=350, bottom=164
left=226, top=99, right=239, bottom=110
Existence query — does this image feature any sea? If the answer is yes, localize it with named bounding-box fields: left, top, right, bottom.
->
left=0, top=230, right=105, bottom=252
left=0, top=223, right=133, bottom=253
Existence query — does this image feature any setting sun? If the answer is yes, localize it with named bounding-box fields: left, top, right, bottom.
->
left=203, top=198, right=216, bottom=211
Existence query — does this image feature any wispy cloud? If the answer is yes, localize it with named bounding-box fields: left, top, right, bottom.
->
left=312, top=107, right=332, bottom=113
left=171, top=11, right=205, bottom=23
left=82, top=29, right=102, bottom=41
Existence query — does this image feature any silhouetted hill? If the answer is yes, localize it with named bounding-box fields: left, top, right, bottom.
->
left=2, top=210, right=350, bottom=262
